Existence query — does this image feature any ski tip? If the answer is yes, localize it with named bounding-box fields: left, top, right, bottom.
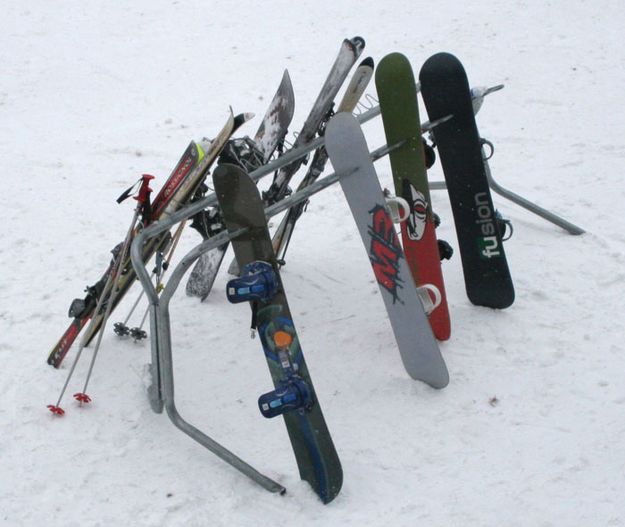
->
left=360, top=56, right=374, bottom=69
left=281, top=68, right=292, bottom=86
left=233, top=112, right=255, bottom=129
left=350, top=36, right=366, bottom=51
left=282, top=70, right=295, bottom=105
left=278, top=69, right=295, bottom=102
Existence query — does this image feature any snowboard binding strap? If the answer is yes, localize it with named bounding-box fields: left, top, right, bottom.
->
left=258, top=330, right=312, bottom=418
left=258, top=377, right=312, bottom=418
left=226, top=261, right=278, bottom=304
left=383, top=189, right=410, bottom=223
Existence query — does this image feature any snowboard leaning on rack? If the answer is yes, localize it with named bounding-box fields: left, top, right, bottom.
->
left=325, top=112, right=449, bottom=389
left=213, top=163, right=342, bottom=504
left=419, top=52, right=514, bottom=309
left=375, top=52, right=451, bottom=341
left=47, top=111, right=253, bottom=368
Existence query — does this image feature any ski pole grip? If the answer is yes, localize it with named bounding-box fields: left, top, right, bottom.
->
left=135, top=174, right=155, bottom=204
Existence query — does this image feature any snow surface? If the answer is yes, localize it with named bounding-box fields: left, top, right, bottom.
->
left=2, top=1, right=625, bottom=525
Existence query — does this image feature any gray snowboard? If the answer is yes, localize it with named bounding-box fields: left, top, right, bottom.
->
left=325, top=112, right=449, bottom=389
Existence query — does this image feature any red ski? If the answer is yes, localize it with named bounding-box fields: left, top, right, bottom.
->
left=47, top=111, right=252, bottom=367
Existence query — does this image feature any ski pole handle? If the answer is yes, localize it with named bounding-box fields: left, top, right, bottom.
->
left=135, top=174, right=155, bottom=205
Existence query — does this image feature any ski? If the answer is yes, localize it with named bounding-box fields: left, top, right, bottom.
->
left=214, top=163, right=342, bottom=504
left=225, top=37, right=364, bottom=279
left=375, top=52, right=451, bottom=341
left=419, top=52, right=514, bottom=308
left=325, top=112, right=449, bottom=388
left=253, top=69, right=297, bottom=164
left=47, top=255, right=118, bottom=368
left=47, top=111, right=253, bottom=367
left=261, top=36, right=365, bottom=206
left=185, top=70, right=296, bottom=300
left=272, top=56, right=375, bottom=263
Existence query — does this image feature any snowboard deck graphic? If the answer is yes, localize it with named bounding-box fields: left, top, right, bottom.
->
left=419, top=52, right=514, bottom=309
left=376, top=52, right=451, bottom=340
left=213, top=164, right=342, bottom=504
left=325, top=112, right=449, bottom=389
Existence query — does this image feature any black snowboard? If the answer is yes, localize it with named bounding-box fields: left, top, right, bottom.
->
left=419, top=52, right=514, bottom=309
left=213, top=163, right=342, bottom=504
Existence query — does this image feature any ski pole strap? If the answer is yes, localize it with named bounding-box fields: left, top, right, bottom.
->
left=117, top=176, right=147, bottom=204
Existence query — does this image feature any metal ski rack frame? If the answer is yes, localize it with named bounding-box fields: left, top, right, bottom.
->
left=129, top=99, right=583, bottom=495
left=129, top=107, right=392, bottom=494
left=361, top=97, right=584, bottom=235
left=427, top=147, right=585, bottom=235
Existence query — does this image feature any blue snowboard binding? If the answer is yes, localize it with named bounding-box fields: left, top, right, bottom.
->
left=226, top=261, right=278, bottom=304
left=258, top=377, right=312, bottom=418
left=257, top=328, right=313, bottom=418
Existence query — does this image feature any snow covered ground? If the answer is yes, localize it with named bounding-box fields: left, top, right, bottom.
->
left=2, top=1, right=624, bottom=525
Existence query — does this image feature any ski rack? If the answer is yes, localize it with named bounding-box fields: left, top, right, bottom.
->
left=129, top=98, right=583, bottom=495
left=356, top=89, right=585, bottom=235
left=428, top=147, right=585, bottom=235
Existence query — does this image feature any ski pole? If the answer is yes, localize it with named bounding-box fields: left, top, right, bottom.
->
left=75, top=175, right=154, bottom=403
left=48, top=175, right=154, bottom=414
